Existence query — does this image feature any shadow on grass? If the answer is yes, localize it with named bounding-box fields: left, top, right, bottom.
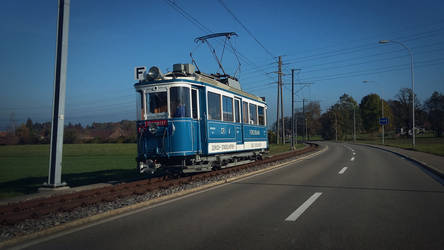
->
left=0, top=169, right=144, bottom=199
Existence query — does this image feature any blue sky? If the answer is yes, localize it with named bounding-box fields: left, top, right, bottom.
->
left=1, top=0, right=443, bottom=130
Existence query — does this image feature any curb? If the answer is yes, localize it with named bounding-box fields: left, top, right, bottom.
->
left=1, top=145, right=328, bottom=249
left=358, top=143, right=444, bottom=182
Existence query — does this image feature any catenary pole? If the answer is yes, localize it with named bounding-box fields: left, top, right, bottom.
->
left=291, top=69, right=294, bottom=149
left=276, top=58, right=280, bottom=144
left=353, top=105, right=356, bottom=143
left=46, top=0, right=70, bottom=187
left=278, top=56, right=284, bottom=144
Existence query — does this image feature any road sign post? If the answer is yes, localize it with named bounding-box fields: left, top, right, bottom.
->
left=379, top=117, right=388, bottom=145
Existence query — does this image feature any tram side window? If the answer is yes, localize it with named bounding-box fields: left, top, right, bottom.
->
left=242, top=101, right=249, bottom=124
left=258, top=106, right=265, bottom=125
left=249, top=103, right=257, bottom=125
left=234, top=99, right=240, bottom=123
left=170, top=87, right=191, bottom=118
left=192, top=89, right=198, bottom=119
left=223, top=96, right=233, bottom=122
left=208, top=92, right=221, bottom=120
left=136, top=90, right=144, bottom=120
left=146, top=92, right=167, bottom=115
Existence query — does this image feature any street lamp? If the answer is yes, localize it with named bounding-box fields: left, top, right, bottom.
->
left=363, top=80, right=384, bottom=145
left=379, top=40, right=415, bottom=148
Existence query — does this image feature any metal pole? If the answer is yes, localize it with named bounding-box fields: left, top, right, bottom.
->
left=279, top=56, right=284, bottom=144
left=335, top=111, right=338, bottom=142
left=353, top=105, right=356, bottom=143
left=276, top=57, right=280, bottom=144
left=382, top=96, right=384, bottom=145
left=291, top=69, right=294, bottom=150
left=410, top=49, right=415, bottom=148
left=303, top=98, right=305, bottom=141
left=46, top=0, right=70, bottom=188
left=379, top=40, right=414, bottom=148
left=276, top=75, right=279, bottom=144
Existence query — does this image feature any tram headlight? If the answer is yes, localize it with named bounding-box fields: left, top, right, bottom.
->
left=148, top=123, right=158, bottom=134
left=145, top=66, right=164, bottom=81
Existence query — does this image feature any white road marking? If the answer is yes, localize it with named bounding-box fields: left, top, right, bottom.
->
left=285, top=192, right=322, bottom=222
left=338, top=167, right=348, bottom=174
left=352, top=152, right=356, bottom=155
left=350, top=157, right=355, bottom=161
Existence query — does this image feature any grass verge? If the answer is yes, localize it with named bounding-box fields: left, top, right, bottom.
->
left=357, top=136, right=444, bottom=156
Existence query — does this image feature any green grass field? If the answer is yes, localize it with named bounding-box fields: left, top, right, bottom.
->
left=357, top=136, right=444, bottom=156
left=0, top=143, right=304, bottom=199
left=0, top=144, right=138, bottom=199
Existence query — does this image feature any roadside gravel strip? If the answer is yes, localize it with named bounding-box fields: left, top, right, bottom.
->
left=0, top=145, right=327, bottom=247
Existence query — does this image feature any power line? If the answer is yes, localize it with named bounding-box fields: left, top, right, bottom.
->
left=163, top=0, right=274, bottom=82
left=303, top=58, right=444, bottom=83
left=284, top=25, right=444, bottom=65
left=218, top=0, right=275, bottom=59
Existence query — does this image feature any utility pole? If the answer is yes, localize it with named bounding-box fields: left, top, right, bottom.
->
left=291, top=69, right=294, bottom=150
left=276, top=74, right=280, bottom=144
left=334, top=110, right=338, bottom=142
left=302, top=98, right=305, bottom=141
left=353, top=105, right=356, bottom=143
left=381, top=96, right=384, bottom=145
left=303, top=99, right=310, bottom=141
left=45, top=0, right=70, bottom=188
left=278, top=56, right=284, bottom=144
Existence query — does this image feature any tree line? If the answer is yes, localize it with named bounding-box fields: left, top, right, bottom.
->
left=271, top=89, right=444, bottom=141
left=0, top=120, right=137, bottom=145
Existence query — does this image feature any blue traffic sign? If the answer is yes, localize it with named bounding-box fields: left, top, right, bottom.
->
left=380, top=117, right=389, bottom=125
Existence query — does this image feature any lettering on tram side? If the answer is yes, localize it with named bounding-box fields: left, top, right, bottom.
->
left=244, top=141, right=267, bottom=150
left=209, top=143, right=236, bottom=153
left=249, top=129, right=260, bottom=136
left=209, top=126, right=216, bottom=135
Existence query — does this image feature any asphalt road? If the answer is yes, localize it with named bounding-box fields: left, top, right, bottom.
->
left=16, top=142, right=444, bottom=250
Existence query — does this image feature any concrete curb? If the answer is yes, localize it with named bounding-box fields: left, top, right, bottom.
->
left=358, top=143, right=444, bottom=182
left=0, top=145, right=328, bottom=249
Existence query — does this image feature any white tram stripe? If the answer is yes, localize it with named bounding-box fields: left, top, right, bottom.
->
left=285, top=192, right=322, bottom=222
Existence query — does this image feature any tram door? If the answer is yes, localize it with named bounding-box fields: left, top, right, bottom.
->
left=191, top=88, right=200, bottom=152
left=234, top=98, right=243, bottom=145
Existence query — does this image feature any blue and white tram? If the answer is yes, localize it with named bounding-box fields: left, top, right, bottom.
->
left=135, top=63, right=268, bottom=174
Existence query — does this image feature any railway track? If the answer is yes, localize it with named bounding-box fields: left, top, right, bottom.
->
left=0, top=143, right=318, bottom=226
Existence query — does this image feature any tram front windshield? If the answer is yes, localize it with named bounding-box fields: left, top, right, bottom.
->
left=170, top=87, right=191, bottom=118
left=146, top=92, right=167, bottom=117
